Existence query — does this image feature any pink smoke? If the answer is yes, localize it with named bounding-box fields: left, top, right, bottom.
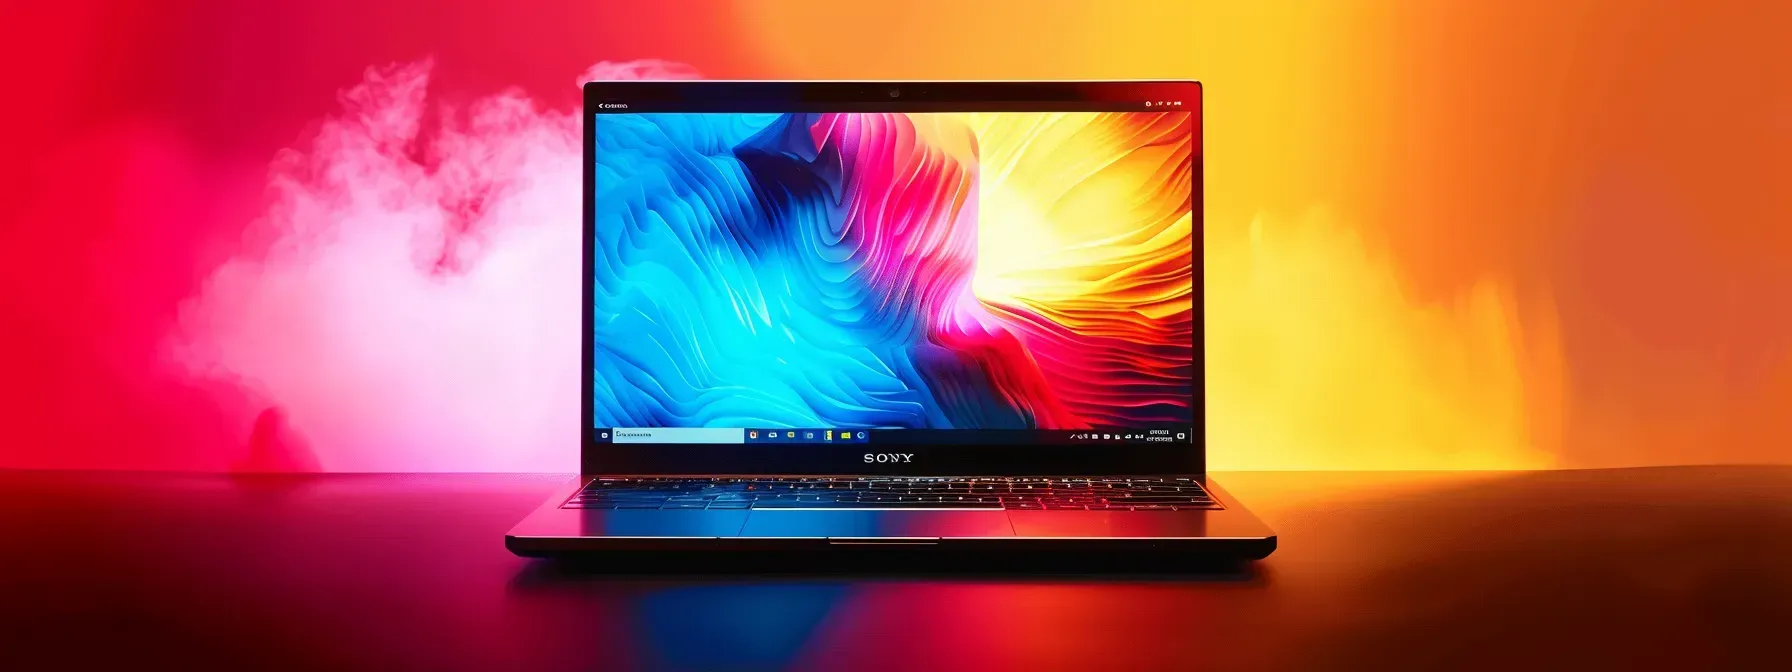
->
left=169, top=59, right=700, bottom=472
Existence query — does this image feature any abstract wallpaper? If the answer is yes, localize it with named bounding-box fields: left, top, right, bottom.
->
left=593, top=111, right=1195, bottom=430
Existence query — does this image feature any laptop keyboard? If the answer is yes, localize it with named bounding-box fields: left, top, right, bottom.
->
left=563, top=477, right=1220, bottom=511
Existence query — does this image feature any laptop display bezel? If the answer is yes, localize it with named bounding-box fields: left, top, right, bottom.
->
left=582, top=80, right=1204, bottom=476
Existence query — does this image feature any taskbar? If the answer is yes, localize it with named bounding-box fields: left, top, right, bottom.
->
left=594, top=427, right=1195, bottom=446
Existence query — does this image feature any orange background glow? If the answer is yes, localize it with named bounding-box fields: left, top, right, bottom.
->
left=725, top=0, right=1790, bottom=471
left=1, top=0, right=1787, bottom=471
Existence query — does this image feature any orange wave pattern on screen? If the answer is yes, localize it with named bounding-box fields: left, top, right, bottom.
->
left=956, top=111, right=1196, bottom=430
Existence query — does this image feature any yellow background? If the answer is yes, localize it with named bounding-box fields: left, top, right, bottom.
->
left=718, top=0, right=1792, bottom=470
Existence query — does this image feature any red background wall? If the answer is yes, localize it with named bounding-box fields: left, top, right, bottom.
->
left=2, top=0, right=1789, bottom=472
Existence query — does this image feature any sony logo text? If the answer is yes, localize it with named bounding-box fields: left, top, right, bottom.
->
left=863, top=453, right=914, bottom=463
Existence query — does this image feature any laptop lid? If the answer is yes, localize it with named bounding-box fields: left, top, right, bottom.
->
left=583, top=81, right=1202, bottom=476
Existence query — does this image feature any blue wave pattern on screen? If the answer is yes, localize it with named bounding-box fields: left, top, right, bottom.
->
left=596, top=113, right=941, bottom=430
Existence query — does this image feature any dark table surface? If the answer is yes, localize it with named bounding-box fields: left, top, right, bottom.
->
left=2, top=467, right=1788, bottom=671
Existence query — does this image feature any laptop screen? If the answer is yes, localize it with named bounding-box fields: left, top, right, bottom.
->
left=591, top=100, right=1195, bottom=450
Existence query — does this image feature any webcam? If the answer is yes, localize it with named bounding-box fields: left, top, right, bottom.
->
left=887, top=87, right=901, bottom=98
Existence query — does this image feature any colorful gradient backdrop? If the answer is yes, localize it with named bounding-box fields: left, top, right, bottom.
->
left=1, top=0, right=1788, bottom=472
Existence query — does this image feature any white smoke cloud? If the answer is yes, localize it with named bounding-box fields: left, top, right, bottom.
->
left=170, top=59, right=700, bottom=472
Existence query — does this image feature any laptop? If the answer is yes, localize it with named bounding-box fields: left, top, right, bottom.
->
left=506, top=80, right=1275, bottom=559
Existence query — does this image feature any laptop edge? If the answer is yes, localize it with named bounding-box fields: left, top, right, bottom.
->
left=508, top=80, right=1275, bottom=560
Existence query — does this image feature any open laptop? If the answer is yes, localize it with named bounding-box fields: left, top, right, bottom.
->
left=507, top=80, right=1275, bottom=559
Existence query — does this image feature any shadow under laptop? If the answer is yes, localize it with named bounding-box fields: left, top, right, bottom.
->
left=508, top=549, right=1269, bottom=585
